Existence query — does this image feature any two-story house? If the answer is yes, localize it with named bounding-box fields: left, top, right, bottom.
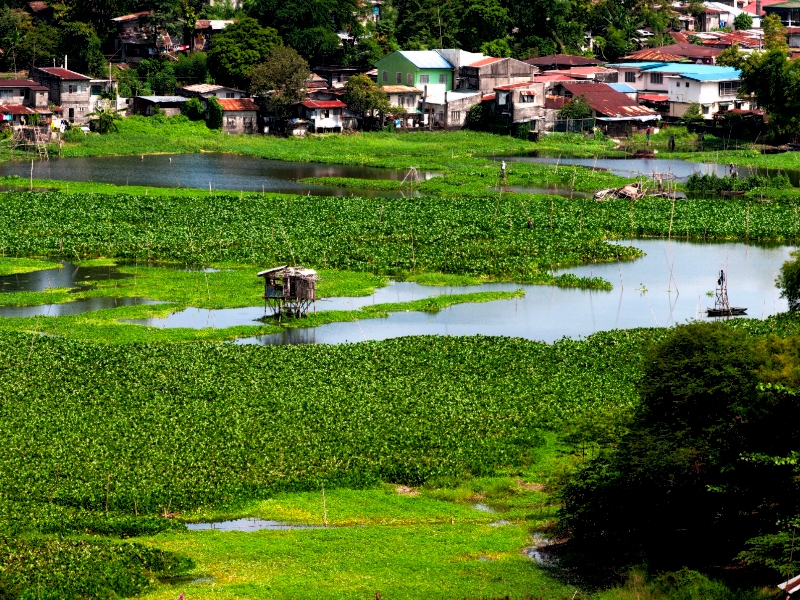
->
left=374, top=51, right=455, bottom=99
left=177, top=84, right=248, bottom=100
left=30, top=67, right=92, bottom=123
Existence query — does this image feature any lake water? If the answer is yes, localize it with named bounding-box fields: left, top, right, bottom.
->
left=126, top=239, right=792, bottom=344
left=513, top=156, right=800, bottom=185
left=0, top=154, right=436, bottom=198
left=0, top=239, right=792, bottom=341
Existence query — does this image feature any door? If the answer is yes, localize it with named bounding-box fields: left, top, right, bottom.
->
left=68, top=107, right=74, bottom=122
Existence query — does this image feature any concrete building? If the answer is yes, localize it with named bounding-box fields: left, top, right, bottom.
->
left=30, top=67, right=92, bottom=123
left=300, top=99, right=348, bottom=132
left=457, top=57, right=538, bottom=93
left=374, top=51, right=456, bottom=98
left=218, top=98, right=258, bottom=134
left=177, top=84, right=248, bottom=100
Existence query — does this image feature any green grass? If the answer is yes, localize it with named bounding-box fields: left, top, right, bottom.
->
left=0, top=257, right=61, bottom=276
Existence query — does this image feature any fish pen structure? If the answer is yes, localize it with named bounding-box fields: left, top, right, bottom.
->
left=257, top=265, right=319, bottom=319
left=707, top=269, right=747, bottom=317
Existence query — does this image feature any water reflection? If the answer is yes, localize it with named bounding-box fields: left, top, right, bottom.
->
left=0, top=296, right=161, bottom=317
left=0, top=154, right=438, bottom=198
left=512, top=156, right=800, bottom=185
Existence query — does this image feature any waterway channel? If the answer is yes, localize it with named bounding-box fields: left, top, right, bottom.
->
left=0, top=154, right=437, bottom=198
left=2, top=239, right=784, bottom=343
left=513, top=156, right=800, bottom=185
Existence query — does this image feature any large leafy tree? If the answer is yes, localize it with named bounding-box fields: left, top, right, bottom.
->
left=738, top=48, right=800, bottom=139
left=244, top=0, right=361, bottom=64
left=207, top=17, right=282, bottom=89
left=393, top=0, right=460, bottom=50
left=342, top=73, right=390, bottom=118
left=57, top=21, right=105, bottom=76
left=458, top=0, right=510, bottom=52
left=249, top=46, right=310, bottom=118
left=558, top=323, right=800, bottom=573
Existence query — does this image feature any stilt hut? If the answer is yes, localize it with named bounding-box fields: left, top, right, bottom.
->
left=257, top=265, right=319, bottom=318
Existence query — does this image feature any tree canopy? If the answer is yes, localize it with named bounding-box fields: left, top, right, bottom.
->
left=207, top=17, right=282, bottom=89
left=249, top=46, right=310, bottom=118
left=558, top=323, right=800, bottom=574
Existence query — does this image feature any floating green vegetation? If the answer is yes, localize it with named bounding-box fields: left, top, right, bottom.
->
left=0, top=257, right=61, bottom=276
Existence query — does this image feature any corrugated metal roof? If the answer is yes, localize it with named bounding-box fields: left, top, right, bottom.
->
left=494, top=81, right=536, bottom=90
left=301, top=100, right=347, bottom=109
left=778, top=574, right=800, bottom=595
left=398, top=50, right=453, bottom=70
left=468, top=57, right=504, bottom=67
left=137, top=96, right=188, bottom=102
left=607, top=82, right=637, bottom=93
left=37, top=67, right=91, bottom=80
left=639, top=94, right=669, bottom=102
left=111, top=10, right=153, bottom=21
left=642, top=64, right=741, bottom=79
left=560, top=82, right=658, bottom=118
left=523, top=54, right=603, bottom=67
left=217, top=98, right=258, bottom=111
left=380, top=85, right=422, bottom=93
left=0, top=104, right=36, bottom=115
left=0, top=79, right=48, bottom=90
left=622, top=49, right=689, bottom=62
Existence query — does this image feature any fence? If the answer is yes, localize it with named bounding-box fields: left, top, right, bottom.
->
left=552, top=118, right=596, bottom=133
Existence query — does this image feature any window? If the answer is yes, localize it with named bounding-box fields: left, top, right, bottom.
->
left=676, top=81, right=680, bottom=87
left=225, top=92, right=234, bottom=98
left=685, top=82, right=690, bottom=88
left=226, top=116, right=236, bottom=127
left=439, top=74, right=447, bottom=84
left=649, top=73, right=663, bottom=85
left=702, top=104, right=709, bottom=114
left=718, top=81, right=741, bottom=96
left=520, top=91, right=535, bottom=103
left=333, top=108, right=341, bottom=115
left=321, top=109, right=330, bottom=118
left=450, top=110, right=461, bottom=121
left=406, top=73, right=412, bottom=86
left=0, top=90, right=12, bottom=99
left=382, top=70, right=388, bottom=83
left=23, top=88, right=29, bottom=99
left=497, top=91, right=509, bottom=106
left=396, top=72, right=402, bottom=84
left=68, top=85, right=74, bottom=93
left=419, top=74, right=429, bottom=84
left=624, top=71, right=636, bottom=83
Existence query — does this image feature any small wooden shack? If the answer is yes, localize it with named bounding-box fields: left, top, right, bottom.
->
left=257, top=265, right=320, bottom=319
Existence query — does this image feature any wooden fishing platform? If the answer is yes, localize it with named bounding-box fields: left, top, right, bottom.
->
left=257, top=265, right=319, bottom=319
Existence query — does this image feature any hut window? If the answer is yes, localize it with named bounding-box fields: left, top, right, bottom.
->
left=0, top=90, right=12, bottom=99
left=624, top=71, right=635, bottom=83
left=406, top=73, right=412, bottom=85
left=520, top=91, right=535, bottom=103
left=419, top=74, right=429, bottom=84
left=439, top=74, right=447, bottom=84
left=321, top=109, right=330, bottom=118
left=649, top=73, right=663, bottom=85
left=396, top=72, right=402, bottom=83
left=382, top=70, right=387, bottom=82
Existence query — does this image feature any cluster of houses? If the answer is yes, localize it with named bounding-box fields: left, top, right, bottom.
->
left=6, top=0, right=798, bottom=137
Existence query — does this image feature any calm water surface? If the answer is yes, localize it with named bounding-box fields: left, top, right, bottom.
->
left=514, top=156, right=800, bottom=184
left=0, top=154, right=436, bottom=198
left=130, top=239, right=792, bottom=344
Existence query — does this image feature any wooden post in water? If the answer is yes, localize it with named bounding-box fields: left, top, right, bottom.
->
left=669, top=197, right=675, bottom=240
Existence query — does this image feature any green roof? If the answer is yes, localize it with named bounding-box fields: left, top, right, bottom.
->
left=765, top=1, right=800, bottom=8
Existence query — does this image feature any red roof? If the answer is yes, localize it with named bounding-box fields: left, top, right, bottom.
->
left=111, top=10, right=153, bottom=22
left=216, top=98, right=259, bottom=111
left=27, top=1, right=49, bottom=12
left=301, top=100, right=346, bottom=109
left=0, top=104, right=36, bottom=115
left=639, top=94, right=669, bottom=102
left=37, top=67, right=90, bottom=80
left=533, top=73, right=575, bottom=82
left=623, top=49, right=689, bottom=62
left=0, top=79, right=48, bottom=90
left=523, top=54, right=603, bottom=68
left=743, top=0, right=784, bottom=14
left=559, top=82, right=658, bottom=118
left=468, top=57, right=504, bottom=67
left=482, top=93, right=496, bottom=101
left=494, top=81, right=537, bottom=90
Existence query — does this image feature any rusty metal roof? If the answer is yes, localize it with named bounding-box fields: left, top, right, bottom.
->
left=216, top=98, right=259, bottom=111
left=560, top=82, right=658, bottom=118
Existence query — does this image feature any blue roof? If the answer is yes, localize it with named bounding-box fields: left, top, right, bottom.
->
left=644, top=63, right=740, bottom=77
left=607, top=82, right=636, bottom=93
left=398, top=50, right=453, bottom=70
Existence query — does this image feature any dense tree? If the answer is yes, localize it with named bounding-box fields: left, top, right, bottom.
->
left=342, top=73, right=390, bottom=118
left=244, top=0, right=361, bottom=64
left=458, top=0, right=510, bottom=52
left=57, top=21, right=105, bottom=77
left=733, top=12, right=753, bottom=31
left=715, top=43, right=744, bottom=68
left=558, top=94, right=592, bottom=119
left=738, top=49, right=800, bottom=139
left=777, top=251, right=800, bottom=312
left=763, top=13, right=789, bottom=51
left=558, top=323, right=800, bottom=573
left=207, top=17, right=282, bottom=89
left=174, top=52, right=209, bottom=86
left=249, top=46, right=310, bottom=118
